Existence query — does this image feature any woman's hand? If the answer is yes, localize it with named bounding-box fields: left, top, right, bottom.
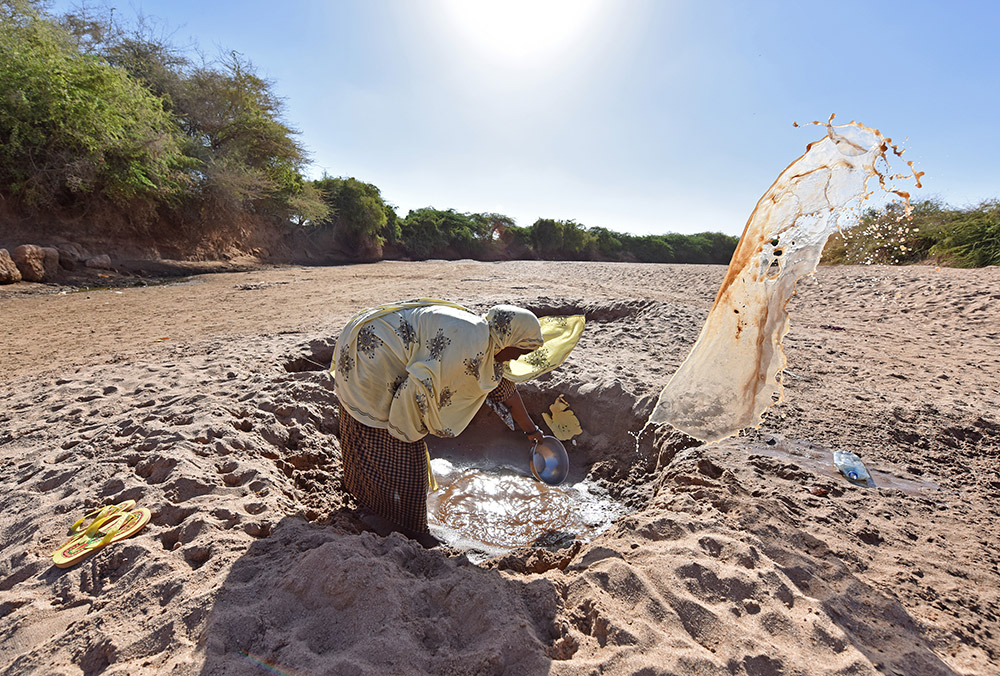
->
left=502, top=384, right=545, bottom=445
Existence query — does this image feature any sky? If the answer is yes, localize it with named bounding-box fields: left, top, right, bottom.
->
left=48, top=0, right=1000, bottom=236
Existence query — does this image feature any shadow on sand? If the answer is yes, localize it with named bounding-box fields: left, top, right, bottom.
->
left=196, top=514, right=561, bottom=676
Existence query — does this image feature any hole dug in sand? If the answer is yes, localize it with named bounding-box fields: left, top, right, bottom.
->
left=282, top=339, right=334, bottom=373
left=278, top=300, right=692, bottom=566
left=423, top=375, right=695, bottom=565
left=273, top=299, right=675, bottom=562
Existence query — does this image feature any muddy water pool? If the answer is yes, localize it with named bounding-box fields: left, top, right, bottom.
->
left=426, top=458, right=628, bottom=561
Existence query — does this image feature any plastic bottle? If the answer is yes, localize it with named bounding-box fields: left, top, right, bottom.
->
left=833, top=450, right=871, bottom=483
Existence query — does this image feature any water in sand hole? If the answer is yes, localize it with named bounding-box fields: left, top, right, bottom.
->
left=426, top=458, right=627, bottom=559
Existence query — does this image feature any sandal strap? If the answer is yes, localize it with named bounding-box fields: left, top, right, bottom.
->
left=70, top=500, right=135, bottom=536
left=51, top=511, right=122, bottom=557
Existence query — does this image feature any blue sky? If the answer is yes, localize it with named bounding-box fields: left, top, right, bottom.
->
left=50, top=0, right=1000, bottom=235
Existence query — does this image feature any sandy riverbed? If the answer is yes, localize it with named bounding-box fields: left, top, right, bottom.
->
left=1, top=260, right=998, bottom=675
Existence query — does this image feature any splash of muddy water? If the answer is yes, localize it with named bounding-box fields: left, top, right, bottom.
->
left=648, top=117, right=923, bottom=443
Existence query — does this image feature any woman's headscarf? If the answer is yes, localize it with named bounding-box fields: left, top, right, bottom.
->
left=332, top=300, right=543, bottom=443
left=504, top=314, right=586, bottom=383
left=485, top=305, right=544, bottom=353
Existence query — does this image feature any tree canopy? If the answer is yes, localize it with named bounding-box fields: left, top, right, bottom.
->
left=0, top=0, right=324, bottom=238
left=0, top=1, right=188, bottom=215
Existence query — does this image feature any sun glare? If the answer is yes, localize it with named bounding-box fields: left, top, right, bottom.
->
left=439, top=0, right=606, bottom=67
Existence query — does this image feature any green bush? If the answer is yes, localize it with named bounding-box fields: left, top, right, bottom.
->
left=313, top=176, right=389, bottom=259
left=822, top=199, right=1000, bottom=267
left=0, top=2, right=189, bottom=212
left=0, top=1, right=325, bottom=245
left=931, top=200, right=1000, bottom=267
left=525, top=218, right=602, bottom=259
left=615, top=231, right=737, bottom=264
left=499, top=223, right=534, bottom=257
left=399, top=208, right=494, bottom=259
left=588, top=226, right=623, bottom=258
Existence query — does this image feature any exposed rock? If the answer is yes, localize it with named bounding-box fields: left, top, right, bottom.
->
left=56, top=243, right=88, bottom=271
left=41, top=247, right=61, bottom=279
left=9, top=244, right=62, bottom=282
left=0, top=248, right=22, bottom=284
left=12, top=244, right=46, bottom=282
left=85, top=254, right=113, bottom=270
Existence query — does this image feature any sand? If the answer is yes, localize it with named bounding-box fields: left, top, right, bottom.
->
left=1, top=260, right=998, bottom=676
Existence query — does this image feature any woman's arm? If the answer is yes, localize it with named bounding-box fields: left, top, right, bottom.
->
left=503, top=386, right=545, bottom=445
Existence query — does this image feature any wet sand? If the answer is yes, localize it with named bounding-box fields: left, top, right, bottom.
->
left=1, top=260, right=998, bottom=675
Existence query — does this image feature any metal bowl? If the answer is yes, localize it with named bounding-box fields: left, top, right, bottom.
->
left=530, top=435, right=570, bottom=486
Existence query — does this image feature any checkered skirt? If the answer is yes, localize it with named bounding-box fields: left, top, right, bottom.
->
left=339, top=377, right=516, bottom=534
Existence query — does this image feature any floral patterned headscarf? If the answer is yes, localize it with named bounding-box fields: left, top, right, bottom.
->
left=485, top=305, right=544, bottom=353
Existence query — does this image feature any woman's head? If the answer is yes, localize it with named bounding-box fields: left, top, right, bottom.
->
left=486, top=305, right=543, bottom=354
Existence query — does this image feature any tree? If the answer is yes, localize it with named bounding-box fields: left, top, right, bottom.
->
left=622, top=234, right=674, bottom=263
left=180, top=54, right=297, bottom=215
left=313, top=176, right=389, bottom=259
left=469, top=212, right=515, bottom=242
left=399, top=208, right=447, bottom=259
left=560, top=221, right=593, bottom=258
left=588, top=226, right=622, bottom=258
left=530, top=218, right=565, bottom=257
left=287, top=181, right=329, bottom=227
left=0, top=1, right=189, bottom=217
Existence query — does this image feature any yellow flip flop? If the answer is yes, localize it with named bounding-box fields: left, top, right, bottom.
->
left=52, top=507, right=151, bottom=568
left=106, top=507, right=150, bottom=544
left=52, top=512, right=123, bottom=568
left=67, top=500, right=136, bottom=536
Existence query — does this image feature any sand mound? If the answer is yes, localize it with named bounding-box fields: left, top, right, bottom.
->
left=1, top=261, right=998, bottom=675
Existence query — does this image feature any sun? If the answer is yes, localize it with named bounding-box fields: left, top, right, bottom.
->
left=438, top=0, right=607, bottom=68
